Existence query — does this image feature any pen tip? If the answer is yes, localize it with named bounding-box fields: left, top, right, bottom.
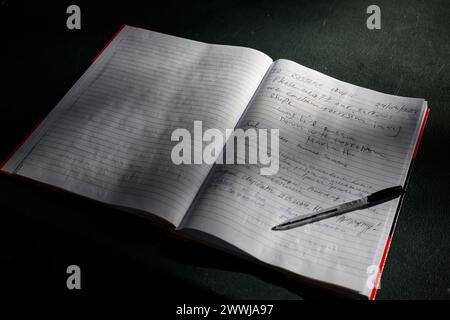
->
left=271, top=226, right=278, bottom=231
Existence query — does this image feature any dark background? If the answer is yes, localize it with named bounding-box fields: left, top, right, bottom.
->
left=0, top=0, right=449, bottom=300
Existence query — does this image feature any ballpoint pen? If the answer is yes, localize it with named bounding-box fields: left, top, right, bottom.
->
left=272, top=186, right=405, bottom=231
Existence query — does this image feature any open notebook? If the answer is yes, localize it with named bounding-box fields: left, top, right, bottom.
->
left=2, top=25, right=429, bottom=299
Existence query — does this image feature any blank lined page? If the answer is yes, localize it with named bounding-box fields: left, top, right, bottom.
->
left=183, top=59, right=427, bottom=296
left=3, top=26, right=273, bottom=226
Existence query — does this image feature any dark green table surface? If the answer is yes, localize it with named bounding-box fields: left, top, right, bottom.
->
left=1, top=0, right=449, bottom=300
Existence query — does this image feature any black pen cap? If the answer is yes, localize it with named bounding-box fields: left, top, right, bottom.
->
left=367, top=186, right=405, bottom=204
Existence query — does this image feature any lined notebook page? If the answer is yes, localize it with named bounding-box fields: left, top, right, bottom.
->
left=3, top=26, right=273, bottom=226
left=183, top=59, right=427, bottom=295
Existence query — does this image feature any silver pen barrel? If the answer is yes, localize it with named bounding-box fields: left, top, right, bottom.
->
left=272, top=197, right=368, bottom=231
